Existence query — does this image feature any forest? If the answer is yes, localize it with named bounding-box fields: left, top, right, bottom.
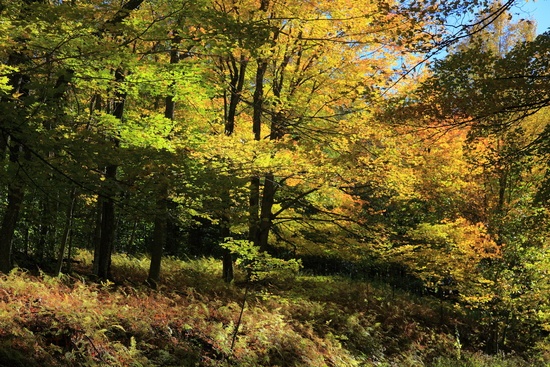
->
left=0, top=0, right=549, bottom=366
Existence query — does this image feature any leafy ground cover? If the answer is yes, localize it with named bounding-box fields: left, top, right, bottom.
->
left=0, top=252, right=542, bottom=367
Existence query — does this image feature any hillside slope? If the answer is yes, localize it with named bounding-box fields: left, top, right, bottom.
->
left=0, top=252, right=540, bottom=367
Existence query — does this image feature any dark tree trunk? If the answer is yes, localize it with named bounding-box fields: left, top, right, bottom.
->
left=249, top=177, right=261, bottom=246
left=46, top=192, right=60, bottom=260
left=96, top=164, right=117, bottom=279
left=92, top=0, right=144, bottom=278
left=252, top=61, right=267, bottom=141
left=249, top=56, right=286, bottom=252
left=146, top=34, right=181, bottom=287
left=255, top=57, right=289, bottom=253
left=497, top=167, right=508, bottom=214
left=225, top=55, right=248, bottom=136
left=55, top=188, right=77, bottom=276
left=258, top=173, right=276, bottom=252
left=221, top=188, right=233, bottom=283
left=0, top=35, right=31, bottom=273
left=92, top=197, right=103, bottom=275
left=94, top=66, right=124, bottom=279
left=0, top=181, right=25, bottom=273
left=219, top=54, right=248, bottom=281
left=66, top=227, right=74, bottom=273
left=0, top=131, right=8, bottom=159
left=222, top=248, right=234, bottom=283
left=493, top=164, right=509, bottom=247
left=36, top=201, right=50, bottom=262
left=147, top=185, right=168, bottom=288
left=248, top=61, right=268, bottom=246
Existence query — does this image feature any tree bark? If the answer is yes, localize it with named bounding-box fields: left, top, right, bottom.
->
left=36, top=201, right=50, bottom=263
left=249, top=55, right=286, bottom=252
left=220, top=54, right=248, bottom=279
left=0, top=33, right=31, bottom=273
left=222, top=247, right=234, bottom=283
left=92, top=0, right=144, bottom=279
left=258, top=173, right=276, bottom=252
left=225, top=55, right=248, bottom=136
left=248, top=61, right=268, bottom=247
left=146, top=34, right=181, bottom=287
left=92, top=197, right=103, bottom=275
left=96, top=165, right=117, bottom=279
left=55, top=188, right=77, bottom=276
left=252, top=61, right=267, bottom=141
left=0, top=180, right=25, bottom=273
left=94, top=66, right=125, bottom=279
left=0, top=131, right=8, bottom=159
left=249, top=177, right=261, bottom=246
left=221, top=187, right=234, bottom=283
left=147, top=185, right=168, bottom=288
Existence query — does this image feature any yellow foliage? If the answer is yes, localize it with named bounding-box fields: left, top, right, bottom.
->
left=394, top=218, right=500, bottom=287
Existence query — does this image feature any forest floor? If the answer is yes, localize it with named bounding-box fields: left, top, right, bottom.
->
left=0, top=251, right=542, bottom=367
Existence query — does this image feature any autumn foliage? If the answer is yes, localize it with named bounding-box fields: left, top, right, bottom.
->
left=0, top=0, right=549, bottom=365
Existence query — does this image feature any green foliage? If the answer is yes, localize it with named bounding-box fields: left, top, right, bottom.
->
left=221, top=238, right=301, bottom=282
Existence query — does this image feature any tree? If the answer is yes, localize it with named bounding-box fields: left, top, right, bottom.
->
left=0, top=0, right=211, bottom=278
left=193, top=0, right=445, bottom=269
left=0, top=0, right=76, bottom=273
left=395, top=2, right=550, bottom=352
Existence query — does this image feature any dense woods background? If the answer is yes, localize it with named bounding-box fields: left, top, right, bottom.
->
left=1, top=0, right=549, bottom=365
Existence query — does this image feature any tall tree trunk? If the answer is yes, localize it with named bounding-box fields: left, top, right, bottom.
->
left=249, top=177, right=261, bottom=246
left=258, top=173, right=276, bottom=252
left=92, top=0, right=144, bottom=278
left=0, top=42, right=31, bottom=273
left=66, top=226, right=74, bottom=273
left=36, top=201, right=50, bottom=263
left=220, top=55, right=247, bottom=281
left=96, top=165, right=117, bottom=279
left=252, top=61, right=267, bottom=141
left=92, top=197, right=103, bottom=275
left=147, top=185, right=168, bottom=288
left=216, top=52, right=250, bottom=281
left=0, top=131, right=8, bottom=159
left=256, top=112, right=286, bottom=252
left=94, top=66, right=125, bottom=279
left=255, top=53, right=290, bottom=253
left=248, top=61, right=268, bottom=247
left=46, top=191, right=60, bottom=261
left=222, top=242, right=234, bottom=283
left=0, top=179, right=25, bottom=273
left=4, top=45, right=72, bottom=270
left=146, top=34, right=181, bottom=287
left=493, top=160, right=509, bottom=247
left=55, top=188, right=77, bottom=276
left=225, top=55, right=248, bottom=136
left=221, top=188, right=233, bottom=283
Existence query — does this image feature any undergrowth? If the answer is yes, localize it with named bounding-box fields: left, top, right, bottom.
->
left=0, top=250, right=543, bottom=366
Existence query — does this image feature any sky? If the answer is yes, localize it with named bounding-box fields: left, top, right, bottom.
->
left=513, top=0, right=550, bottom=34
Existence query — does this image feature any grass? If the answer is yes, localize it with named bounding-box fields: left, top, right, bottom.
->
left=0, top=250, right=544, bottom=367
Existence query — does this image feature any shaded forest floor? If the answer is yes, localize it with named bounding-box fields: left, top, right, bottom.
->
left=0, top=251, right=543, bottom=367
